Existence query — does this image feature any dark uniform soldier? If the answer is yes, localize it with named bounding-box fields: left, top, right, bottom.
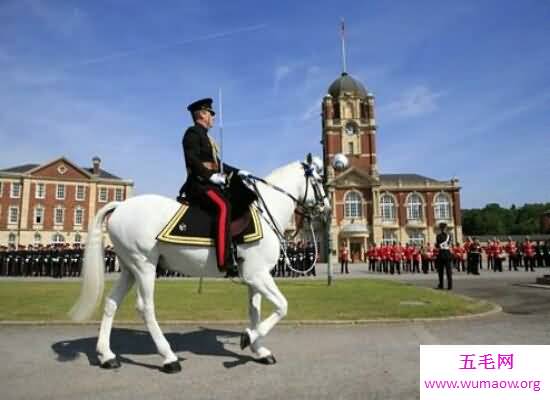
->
left=435, top=223, right=453, bottom=290
left=178, top=98, right=253, bottom=273
left=305, top=241, right=316, bottom=276
left=287, top=242, right=297, bottom=277
left=0, top=246, right=6, bottom=276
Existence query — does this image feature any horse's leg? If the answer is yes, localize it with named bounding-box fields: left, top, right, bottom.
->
left=241, top=272, right=287, bottom=360
left=247, top=285, right=276, bottom=364
left=96, top=267, right=135, bottom=368
left=134, top=267, right=180, bottom=373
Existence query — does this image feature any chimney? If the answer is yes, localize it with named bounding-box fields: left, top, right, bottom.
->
left=92, top=156, right=101, bottom=175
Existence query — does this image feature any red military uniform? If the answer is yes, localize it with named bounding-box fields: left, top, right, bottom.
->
left=505, top=240, right=518, bottom=271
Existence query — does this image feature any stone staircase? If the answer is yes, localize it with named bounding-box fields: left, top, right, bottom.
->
left=536, top=275, right=550, bottom=285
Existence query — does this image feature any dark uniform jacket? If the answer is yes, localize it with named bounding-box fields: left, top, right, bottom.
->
left=180, top=124, right=237, bottom=200
left=435, top=232, right=452, bottom=260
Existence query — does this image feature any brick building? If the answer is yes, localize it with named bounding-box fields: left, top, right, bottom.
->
left=0, top=156, right=133, bottom=247
left=322, top=72, right=463, bottom=263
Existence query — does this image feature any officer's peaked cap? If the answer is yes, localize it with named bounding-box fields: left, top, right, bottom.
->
left=187, top=98, right=216, bottom=115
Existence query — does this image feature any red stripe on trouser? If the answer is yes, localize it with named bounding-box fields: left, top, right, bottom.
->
left=206, top=189, right=228, bottom=268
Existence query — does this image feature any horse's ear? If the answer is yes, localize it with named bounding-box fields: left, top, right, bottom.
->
left=306, top=153, right=312, bottom=165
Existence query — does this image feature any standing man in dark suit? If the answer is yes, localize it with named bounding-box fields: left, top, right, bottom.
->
left=435, top=223, right=453, bottom=290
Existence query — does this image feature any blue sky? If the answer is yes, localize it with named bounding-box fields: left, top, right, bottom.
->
left=1, top=0, right=548, bottom=208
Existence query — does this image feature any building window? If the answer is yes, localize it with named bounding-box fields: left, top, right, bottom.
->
left=0, top=181, right=3, bottom=197
left=344, top=191, right=362, bottom=218
left=347, top=142, right=354, bottom=155
left=10, top=182, right=21, bottom=198
left=408, top=229, right=425, bottom=246
left=54, top=208, right=64, bottom=225
left=8, top=206, right=19, bottom=224
left=406, top=193, right=423, bottom=221
left=434, top=193, right=451, bottom=220
left=8, top=233, right=17, bottom=246
left=56, top=184, right=65, bottom=200
left=36, top=183, right=45, bottom=199
left=98, top=187, right=108, bottom=202
left=52, top=233, right=65, bottom=244
left=115, top=188, right=123, bottom=201
left=76, top=185, right=85, bottom=201
left=74, top=233, right=82, bottom=244
left=34, top=207, right=44, bottom=225
left=33, top=233, right=42, bottom=245
left=380, top=194, right=396, bottom=223
left=74, top=208, right=84, bottom=226
left=382, top=229, right=397, bottom=245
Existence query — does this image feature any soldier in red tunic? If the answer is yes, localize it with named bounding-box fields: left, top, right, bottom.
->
left=523, top=237, right=535, bottom=272
left=505, top=237, right=518, bottom=271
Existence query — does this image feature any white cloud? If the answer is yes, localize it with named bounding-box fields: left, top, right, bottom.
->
left=381, top=85, right=444, bottom=118
left=273, top=65, right=292, bottom=92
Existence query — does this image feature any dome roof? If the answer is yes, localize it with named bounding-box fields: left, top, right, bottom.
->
left=328, top=72, right=367, bottom=99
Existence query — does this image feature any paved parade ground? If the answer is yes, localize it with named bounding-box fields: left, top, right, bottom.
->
left=1, top=269, right=549, bottom=400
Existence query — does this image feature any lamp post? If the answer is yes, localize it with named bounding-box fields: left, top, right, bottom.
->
left=324, top=153, right=349, bottom=287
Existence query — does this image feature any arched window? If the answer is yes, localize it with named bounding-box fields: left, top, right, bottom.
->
left=345, top=191, right=362, bottom=218
left=380, top=194, right=396, bottom=222
left=434, top=193, right=451, bottom=220
left=407, top=193, right=423, bottom=221
left=33, top=232, right=42, bottom=245
left=52, top=233, right=65, bottom=244
left=8, top=233, right=17, bottom=246
left=74, top=233, right=82, bottom=244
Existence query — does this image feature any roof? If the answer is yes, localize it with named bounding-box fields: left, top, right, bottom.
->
left=0, top=164, right=39, bottom=173
left=328, top=72, right=368, bottom=99
left=1, top=162, right=123, bottom=181
left=379, top=173, right=442, bottom=185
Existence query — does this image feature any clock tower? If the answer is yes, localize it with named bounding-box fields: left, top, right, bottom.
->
left=322, top=72, right=378, bottom=180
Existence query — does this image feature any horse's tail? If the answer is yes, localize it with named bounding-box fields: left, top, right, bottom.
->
left=69, top=201, right=121, bottom=322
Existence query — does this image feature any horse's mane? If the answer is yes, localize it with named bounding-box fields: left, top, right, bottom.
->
left=264, top=161, right=302, bottom=184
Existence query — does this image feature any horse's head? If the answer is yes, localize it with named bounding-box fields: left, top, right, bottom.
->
left=298, top=153, right=331, bottom=218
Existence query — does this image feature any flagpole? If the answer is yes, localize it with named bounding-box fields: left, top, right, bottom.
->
left=218, top=88, right=224, bottom=174
left=341, top=18, right=347, bottom=74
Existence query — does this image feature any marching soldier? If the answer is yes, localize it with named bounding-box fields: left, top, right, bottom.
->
left=339, top=244, right=349, bottom=274
left=544, top=240, right=550, bottom=268
left=0, top=246, right=6, bottom=276
left=412, top=244, right=421, bottom=273
left=535, top=241, right=545, bottom=268
left=523, top=237, right=535, bottom=272
left=305, top=241, right=316, bottom=276
left=296, top=241, right=305, bottom=276
left=287, top=242, right=297, bottom=277
left=505, top=237, right=518, bottom=271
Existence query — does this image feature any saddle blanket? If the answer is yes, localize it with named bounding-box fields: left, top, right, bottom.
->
left=156, top=204, right=263, bottom=246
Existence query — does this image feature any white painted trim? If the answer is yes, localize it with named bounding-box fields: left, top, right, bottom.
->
left=8, top=206, right=19, bottom=224
left=10, top=182, right=21, bottom=198
left=98, top=186, right=108, bottom=202
left=55, top=184, right=65, bottom=200
left=35, top=182, right=45, bottom=199
left=75, top=184, right=86, bottom=201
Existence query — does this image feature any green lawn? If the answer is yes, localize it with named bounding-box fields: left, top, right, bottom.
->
left=0, top=279, right=493, bottom=322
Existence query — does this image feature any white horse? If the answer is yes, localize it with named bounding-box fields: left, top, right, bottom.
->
left=69, top=155, right=329, bottom=373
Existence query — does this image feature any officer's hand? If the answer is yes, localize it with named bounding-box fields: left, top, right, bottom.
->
left=238, top=170, right=251, bottom=178
left=210, top=173, right=226, bottom=186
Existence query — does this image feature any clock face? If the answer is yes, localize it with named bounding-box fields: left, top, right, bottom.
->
left=345, top=122, right=357, bottom=136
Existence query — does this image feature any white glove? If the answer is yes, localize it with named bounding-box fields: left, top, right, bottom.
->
left=209, top=173, right=226, bottom=186
left=238, top=170, right=251, bottom=178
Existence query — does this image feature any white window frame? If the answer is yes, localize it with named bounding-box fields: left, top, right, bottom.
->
left=380, top=193, right=396, bottom=223
left=74, top=208, right=84, bottom=226
left=344, top=191, right=362, bottom=218
left=382, top=229, right=397, bottom=245
left=408, top=229, right=425, bottom=246
left=56, top=184, right=65, bottom=200
left=76, top=185, right=85, bottom=201
left=8, top=206, right=19, bottom=224
left=406, top=193, right=423, bottom=222
left=52, top=233, right=65, bottom=244
left=74, top=233, right=82, bottom=244
left=34, top=206, right=44, bottom=225
left=33, top=233, right=42, bottom=245
left=35, top=182, right=45, bottom=199
left=54, top=207, right=65, bottom=225
left=98, top=187, right=108, bottom=202
left=434, top=193, right=451, bottom=221
left=115, top=187, right=123, bottom=202
left=10, top=182, right=21, bottom=198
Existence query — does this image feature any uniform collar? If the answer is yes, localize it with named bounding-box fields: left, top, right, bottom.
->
left=194, top=123, right=208, bottom=135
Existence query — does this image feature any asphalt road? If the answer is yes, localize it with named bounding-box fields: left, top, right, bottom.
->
left=1, top=269, right=549, bottom=400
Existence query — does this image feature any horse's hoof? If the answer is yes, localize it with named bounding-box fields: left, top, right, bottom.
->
left=240, top=331, right=251, bottom=350
left=257, top=355, right=277, bottom=365
left=100, top=358, right=121, bottom=369
left=162, top=361, right=182, bottom=374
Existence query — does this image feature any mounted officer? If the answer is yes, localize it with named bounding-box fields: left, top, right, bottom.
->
left=178, top=98, right=251, bottom=273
